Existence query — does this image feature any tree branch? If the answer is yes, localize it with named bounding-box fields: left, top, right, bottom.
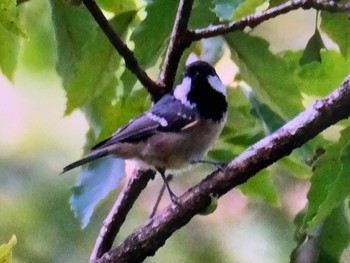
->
left=188, top=0, right=350, bottom=41
left=82, top=0, right=161, bottom=98
left=93, top=75, right=350, bottom=263
left=90, top=168, right=155, bottom=261
left=157, top=0, right=194, bottom=93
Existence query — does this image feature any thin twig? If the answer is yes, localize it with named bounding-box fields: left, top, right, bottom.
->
left=82, top=0, right=161, bottom=98
left=94, top=75, right=350, bottom=263
left=157, top=0, right=194, bottom=93
left=90, top=168, right=155, bottom=261
left=188, top=0, right=350, bottom=41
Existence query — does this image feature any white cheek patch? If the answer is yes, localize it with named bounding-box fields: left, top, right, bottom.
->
left=146, top=112, right=168, bottom=127
left=173, top=77, right=196, bottom=108
left=208, top=75, right=227, bottom=96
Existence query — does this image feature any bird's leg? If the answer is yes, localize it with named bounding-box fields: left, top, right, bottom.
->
left=156, top=167, right=179, bottom=204
left=190, top=160, right=227, bottom=171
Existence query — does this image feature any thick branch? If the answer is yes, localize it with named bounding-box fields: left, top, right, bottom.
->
left=94, top=75, right=350, bottom=263
left=157, top=0, right=194, bottom=94
left=188, top=0, right=350, bottom=41
left=90, top=168, right=155, bottom=261
left=82, top=0, right=161, bottom=98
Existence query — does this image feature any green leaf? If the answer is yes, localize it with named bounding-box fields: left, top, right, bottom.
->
left=96, top=0, right=137, bottom=14
left=233, top=0, right=265, bottom=19
left=292, top=206, right=350, bottom=263
left=50, top=0, right=97, bottom=85
left=119, top=67, right=138, bottom=101
left=269, top=0, right=288, bottom=7
left=303, top=126, right=350, bottom=231
left=220, top=87, right=265, bottom=148
left=0, top=0, right=26, bottom=37
left=308, top=144, right=350, bottom=229
left=321, top=12, right=350, bottom=58
left=70, top=158, right=125, bottom=228
left=20, top=0, right=56, bottom=71
left=244, top=87, right=285, bottom=133
left=239, top=169, right=279, bottom=205
left=212, top=0, right=244, bottom=21
left=302, top=145, right=341, bottom=230
left=0, top=0, right=23, bottom=79
left=279, top=156, right=311, bottom=179
left=226, top=31, right=303, bottom=120
left=299, top=29, right=325, bottom=66
left=0, top=235, right=17, bottom=263
left=64, top=11, right=135, bottom=114
left=0, top=24, right=19, bottom=80
left=83, top=86, right=150, bottom=151
left=131, top=0, right=177, bottom=67
left=318, top=205, right=350, bottom=263
left=189, top=0, right=216, bottom=28
left=284, top=50, right=350, bottom=97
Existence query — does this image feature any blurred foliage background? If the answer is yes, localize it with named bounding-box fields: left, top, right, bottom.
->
left=2, top=0, right=350, bottom=262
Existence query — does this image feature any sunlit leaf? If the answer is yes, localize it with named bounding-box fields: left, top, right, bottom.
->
left=0, top=235, right=17, bottom=263
left=299, top=29, right=325, bottom=66
left=321, top=12, right=350, bottom=58
left=0, top=25, right=19, bottom=80
left=70, top=158, right=125, bottom=228
left=0, top=0, right=26, bottom=37
left=20, top=0, right=56, bottom=71
left=284, top=50, right=350, bottom=97
left=96, top=0, right=137, bottom=14
left=226, top=32, right=303, bottom=120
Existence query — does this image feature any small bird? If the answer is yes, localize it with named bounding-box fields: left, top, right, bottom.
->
left=62, top=61, right=228, bottom=203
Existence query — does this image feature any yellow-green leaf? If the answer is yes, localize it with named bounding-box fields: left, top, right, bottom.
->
left=0, top=235, right=17, bottom=263
left=0, top=0, right=26, bottom=37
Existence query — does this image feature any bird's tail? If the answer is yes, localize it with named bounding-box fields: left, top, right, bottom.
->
left=61, top=148, right=111, bottom=174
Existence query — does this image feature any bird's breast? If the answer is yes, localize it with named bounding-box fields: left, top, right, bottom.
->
left=139, top=117, right=226, bottom=169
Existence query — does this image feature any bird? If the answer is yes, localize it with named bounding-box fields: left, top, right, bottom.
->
left=62, top=60, right=228, bottom=203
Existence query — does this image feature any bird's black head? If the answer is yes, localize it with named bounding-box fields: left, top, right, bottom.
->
left=174, top=61, right=227, bottom=121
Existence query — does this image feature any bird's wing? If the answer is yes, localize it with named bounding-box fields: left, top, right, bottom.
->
left=91, top=94, right=197, bottom=150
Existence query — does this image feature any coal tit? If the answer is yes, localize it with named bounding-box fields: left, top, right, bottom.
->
left=62, top=61, right=228, bottom=203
